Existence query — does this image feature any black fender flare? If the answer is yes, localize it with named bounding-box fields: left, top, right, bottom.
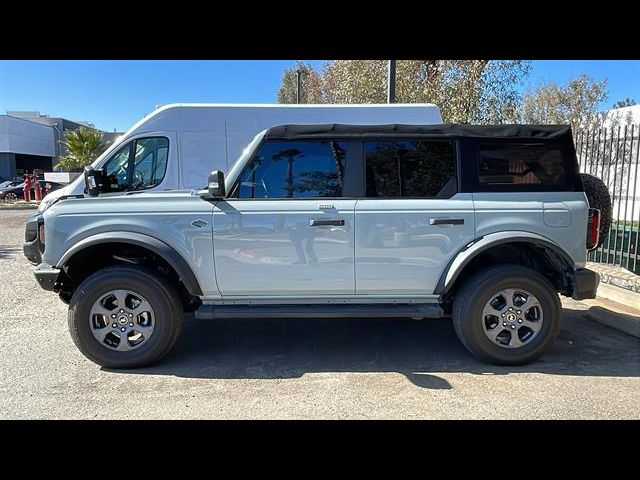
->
left=56, top=231, right=203, bottom=296
left=435, top=231, right=576, bottom=296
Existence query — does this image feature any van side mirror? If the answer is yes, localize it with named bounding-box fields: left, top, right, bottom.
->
left=207, top=170, right=225, bottom=198
left=84, top=166, right=103, bottom=197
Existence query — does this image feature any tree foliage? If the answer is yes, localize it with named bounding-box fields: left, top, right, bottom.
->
left=57, top=127, right=109, bottom=171
left=277, top=61, right=323, bottom=104
left=276, top=60, right=531, bottom=124
left=612, top=97, right=636, bottom=109
left=520, top=74, right=608, bottom=130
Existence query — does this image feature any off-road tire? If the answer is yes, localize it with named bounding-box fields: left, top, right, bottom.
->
left=452, top=264, right=562, bottom=365
left=68, top=265, right=183, bottom=368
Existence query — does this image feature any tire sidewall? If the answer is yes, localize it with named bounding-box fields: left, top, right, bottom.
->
left=461, top=269, right=560, bottom=364
left=69, top=267, right=180, bottom=368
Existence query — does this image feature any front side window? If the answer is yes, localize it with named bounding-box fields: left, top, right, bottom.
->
left=101, top=137, right=169, bottom=193
left=131, top=137, right=169, bottom=190
left=237, top=140, right=347, bottom=198
left=102, top=144, right=132, bottom=193
left=365, top=140, right=456, bottom=198
left=478, top=142, right=566, bottom=187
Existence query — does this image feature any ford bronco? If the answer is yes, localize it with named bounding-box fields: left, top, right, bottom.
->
left=24, top=124, right=606, bottom=368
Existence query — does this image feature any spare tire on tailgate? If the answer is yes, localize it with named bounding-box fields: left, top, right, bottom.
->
left=580, top=173, right=612, bottom=249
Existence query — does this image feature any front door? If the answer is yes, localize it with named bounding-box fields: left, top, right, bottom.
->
left=355, top=138, right=475, bottom=295
left=212, top=138, right=357, bottom=297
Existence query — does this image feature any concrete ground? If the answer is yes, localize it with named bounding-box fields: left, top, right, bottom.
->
left=1, top=209, right=638, bottom=419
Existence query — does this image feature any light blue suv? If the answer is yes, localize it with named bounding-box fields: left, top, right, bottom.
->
left=24, top=124, right=605, bottom=368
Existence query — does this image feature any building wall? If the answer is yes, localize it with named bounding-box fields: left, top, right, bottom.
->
left=0, top=116, right=56, bottom=157
left=0, top=113, right=123, bottom=181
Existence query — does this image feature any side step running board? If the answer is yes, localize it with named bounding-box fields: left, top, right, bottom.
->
left=195, top=303, right=446, bottom=320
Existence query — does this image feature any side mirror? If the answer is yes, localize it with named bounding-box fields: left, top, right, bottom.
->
left=84, top=166, right=102, bottom=197
left=206, top=170, right=225, bottom=198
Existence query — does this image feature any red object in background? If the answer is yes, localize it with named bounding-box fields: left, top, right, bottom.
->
left=34, top=180, right=42, bottom=201
left=23, top=175, right=32, bottom=202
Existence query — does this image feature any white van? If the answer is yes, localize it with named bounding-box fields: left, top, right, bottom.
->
left=38, top=103, right=442, bottom=212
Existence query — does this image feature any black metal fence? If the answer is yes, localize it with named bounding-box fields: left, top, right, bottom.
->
left=575, top=124, right=640, bottom=274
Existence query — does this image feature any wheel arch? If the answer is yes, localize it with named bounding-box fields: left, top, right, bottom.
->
left=436, top=231, right=576, bottom=298
left=56, top=232, right=203, bottom=297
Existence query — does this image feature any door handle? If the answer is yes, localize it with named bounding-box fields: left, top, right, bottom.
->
left=310, top=219, right=345, bottom=227
left=429, top=218, right=464, bottom=226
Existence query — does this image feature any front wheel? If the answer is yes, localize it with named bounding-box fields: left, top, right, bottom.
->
left=452, top=264, right=561, bottom=365
left=68, top=265, right=183, bottom=368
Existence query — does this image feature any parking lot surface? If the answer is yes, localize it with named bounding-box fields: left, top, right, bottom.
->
left=1, top=210, right=638, bottom=419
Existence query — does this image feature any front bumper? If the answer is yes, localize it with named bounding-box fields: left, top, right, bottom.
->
left=33, top=263, right=60, bottom=291
left=571, top=268, right=600, bottom=300
left=23, top=213, right=43, bottom=265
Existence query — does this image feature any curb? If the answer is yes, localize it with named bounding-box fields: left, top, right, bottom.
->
left=585, top=307, right=640, bottom=338
left=0, top=205, right=39, bottom=210
left=581, top=283, right=640, bottom=338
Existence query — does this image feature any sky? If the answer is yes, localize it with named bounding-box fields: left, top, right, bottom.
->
left=0, top=60, right=638, bottom=132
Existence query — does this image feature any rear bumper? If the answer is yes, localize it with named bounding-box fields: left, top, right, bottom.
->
left=571, top=268, right=600, bottom=300
left=33, top=263, right=60, bottom=291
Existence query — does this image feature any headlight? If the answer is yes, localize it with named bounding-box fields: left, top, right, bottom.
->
left=37, top=195, right=57, bottom=213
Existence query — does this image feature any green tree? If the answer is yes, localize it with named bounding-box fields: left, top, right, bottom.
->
left=612, top=97, right=636, bottom=108
left=276, top=60, right=531, bottom=124
left=520, top=74, right=608, bottom=130
left=57, top=127, right=109, bottom=171
left=277, top=61, right=323, bottom=104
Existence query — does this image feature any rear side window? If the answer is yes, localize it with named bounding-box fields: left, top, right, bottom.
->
left=237, top=140, right=347, bottom=198
left=478, top=142, right=566, bottom=187
left=365, top=140, right=457, bottom=198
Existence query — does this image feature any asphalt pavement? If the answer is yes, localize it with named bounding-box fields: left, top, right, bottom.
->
left=1, top=209, right=638, bottom=419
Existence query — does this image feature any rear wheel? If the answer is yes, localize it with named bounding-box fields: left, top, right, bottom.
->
left=452, top=264, right=561, bottom=365
left=68, top=265, right=183, bottom=368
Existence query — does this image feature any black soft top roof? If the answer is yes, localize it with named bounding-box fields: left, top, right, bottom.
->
left=264, top=124, right=573, bottom=140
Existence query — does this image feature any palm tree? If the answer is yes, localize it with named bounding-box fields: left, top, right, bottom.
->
left=57, top=127, right=109, bottom=171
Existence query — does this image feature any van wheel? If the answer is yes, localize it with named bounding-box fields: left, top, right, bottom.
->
left=452, top=264, right=561, bottom=365
left=580, top=173, right=612, bottom=248
left=68, top=265, right=183, bottom=368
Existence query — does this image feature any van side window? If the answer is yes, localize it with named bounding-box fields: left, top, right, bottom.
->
left=101, top=137, right=169, bottom=193
left=365, top=140, right=457, bottom=198
left=237, top=140, right=348, bottom=198
left=478, top=143, right=566, bottom=187
left=102, top=144, right=132, bottom=193
left=131, top=137, right=169, bottom=190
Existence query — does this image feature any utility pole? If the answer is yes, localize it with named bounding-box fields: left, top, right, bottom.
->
left=387, top=60, right=396, bottom=104
left=296, top=69, right=303, bottom=104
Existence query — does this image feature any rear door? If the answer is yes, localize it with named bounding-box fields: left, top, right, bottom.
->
left=213, top=138, right=358, bottom=297
left=355, top=138, right=475, bottom=295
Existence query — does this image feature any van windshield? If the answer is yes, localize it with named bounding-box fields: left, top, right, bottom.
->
left=225, top=130, right=267, bottom=190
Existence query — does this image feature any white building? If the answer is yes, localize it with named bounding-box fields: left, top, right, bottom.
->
left=0, top=111, right=121, bottom=182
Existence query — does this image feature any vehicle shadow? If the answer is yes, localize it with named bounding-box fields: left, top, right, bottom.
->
left=106, top=307, right=640, bottom=389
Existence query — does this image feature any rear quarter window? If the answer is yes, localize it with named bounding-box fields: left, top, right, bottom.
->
left=478, top=142, right=568, bottom=190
